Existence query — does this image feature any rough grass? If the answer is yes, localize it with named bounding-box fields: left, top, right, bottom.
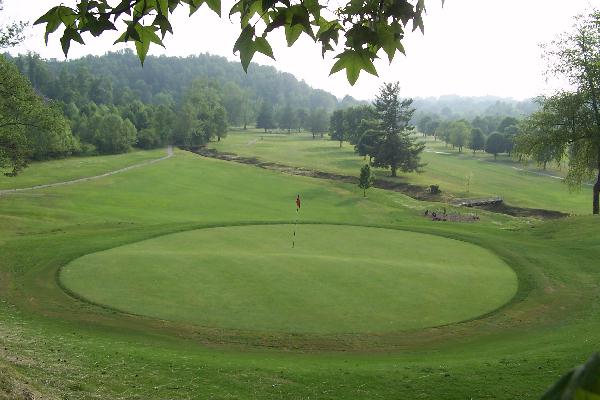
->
left=0, top=148, right=598, bottom=399
left=211, top=131, right=591, bottom=214
left=0, top=148, right=166, bottom=190
left=61, top=224, right=517, bottom=333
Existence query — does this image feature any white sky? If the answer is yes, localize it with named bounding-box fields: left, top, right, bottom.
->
left=1, top=0, right=596, bottom=100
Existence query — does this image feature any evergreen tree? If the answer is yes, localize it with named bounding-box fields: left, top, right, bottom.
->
left=369, top=82, right=425, bottom=177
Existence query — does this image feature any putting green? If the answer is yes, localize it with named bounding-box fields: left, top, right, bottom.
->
left=61, top=224, right=518, bottom=334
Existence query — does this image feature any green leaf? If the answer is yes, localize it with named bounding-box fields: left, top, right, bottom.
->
left=284, top=24, right=303, bottom=46
left=542, top=353, right=600, bottom=400
left=114, top=21, right=142, bottom=44
left=329, top=49, right=378, bottom=85
left=254, top=36, right=275, bottom=59
left=60, top=26, right=85, bottom=57
left=156, top=0, right=169, bottom=14
left=134, top=0, right=156, bottom=17
left=302, top=0, right=320, bottom=15
left=185, top=0, right=205, bottom=16
left=168, top=0, right=179, bottom=12
left=264, top=11, right=286, bottom=33
left=375, top=22, right=404, bottom=62
left=233, top=25, right=256, bottom=71
left=261, top=0, right=278, bottom=11
left=240, top=0, right=263, bottom=27
left=153, top=14, right=173, bottom=37
left=34, top=6, right=60, bottom=25
left=87, top=15, right=117, bottom=37
left=135, top=26, right=164, bottom=65
left=135, top=39, right=151, bottom=65
left=205, top=0, right=221, bottom=16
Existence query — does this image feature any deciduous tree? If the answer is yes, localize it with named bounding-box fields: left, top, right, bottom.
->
left=358, top=164, right=374, bottom=197
left=485, top=132, right=506, bottom=160
left=468, top=128, right=485, bottom=154
left=256, top=102, right=275, bottom=132
left=0, top=56, right=76, bottom=175
left=516, top=10, right=600, bottom=214
left=0, top=0, right=27, bottom=49
left=330, top=109, right=346, bottom=147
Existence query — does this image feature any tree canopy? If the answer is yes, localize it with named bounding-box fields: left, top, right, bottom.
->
left=0, top=55, right=76, bottom=175
left=35, top=0, right=440, bottom=85
left=516, top=9, right=600, bottom=214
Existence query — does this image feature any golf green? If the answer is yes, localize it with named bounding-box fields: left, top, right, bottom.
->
left=61, top=224, right=518, bottom=334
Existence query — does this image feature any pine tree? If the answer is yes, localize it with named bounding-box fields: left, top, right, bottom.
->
left=369, top=82, right=425, bottom=177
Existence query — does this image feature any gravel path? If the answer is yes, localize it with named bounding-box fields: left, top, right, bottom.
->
left=0, top=146, right=174, bottom=196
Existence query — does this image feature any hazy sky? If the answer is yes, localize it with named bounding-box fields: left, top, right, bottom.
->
left=1, top=0, right=596, bottom=100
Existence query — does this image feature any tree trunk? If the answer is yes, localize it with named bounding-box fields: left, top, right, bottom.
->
left=339, top=141, right=342, bottom=148
left=363, top=189, right=366, bottom=197
left=594, top=163, right=600, bottom=215
left=218, top=136, right=220, bottom=141
left=243, top=123, right=247, bottom=130
left=391, top=167, right=397, bottom=177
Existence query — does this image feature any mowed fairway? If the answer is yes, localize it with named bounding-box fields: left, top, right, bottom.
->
left=211, top=131, right=591, bottom=214
left=61, top=225, right=517, bottom=333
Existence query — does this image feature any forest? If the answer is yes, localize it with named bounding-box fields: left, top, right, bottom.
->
left=0, top=50, right=365, bottom=173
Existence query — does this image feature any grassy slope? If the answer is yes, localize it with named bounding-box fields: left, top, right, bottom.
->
left=0, top=148, right=166, bottom=190
left=61, top=225, right=517, bottom=333
left=211, top=131, right=591, bottom=214
left=0, top=148, right=598, bottom=399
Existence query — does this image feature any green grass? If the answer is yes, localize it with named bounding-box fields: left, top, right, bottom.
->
left=0, top=148, right=166, bottom=190
left=61, top=224, right=517, bottom=333
left=0, top=147, right=599, bottom=399
left=211, top=131, right=591, bottom=214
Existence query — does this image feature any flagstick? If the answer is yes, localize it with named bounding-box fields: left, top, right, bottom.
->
left=293, top=207, right=298, bottom=248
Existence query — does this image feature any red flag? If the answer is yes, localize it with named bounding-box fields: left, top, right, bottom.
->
left=295, top=195, right=301, bottom=210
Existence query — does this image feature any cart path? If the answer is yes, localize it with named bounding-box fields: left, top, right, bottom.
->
left=0, top=146, right=174, bottom=196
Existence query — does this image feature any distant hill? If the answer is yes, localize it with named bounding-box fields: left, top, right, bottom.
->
left=412, top=95, right=538, bottom=121
left=7, top=50, right=365, bottom=113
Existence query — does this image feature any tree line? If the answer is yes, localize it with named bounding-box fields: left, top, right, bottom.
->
left=1, top=50, right=366, bottom=175
left=416, top=114, right=521, bottom=159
